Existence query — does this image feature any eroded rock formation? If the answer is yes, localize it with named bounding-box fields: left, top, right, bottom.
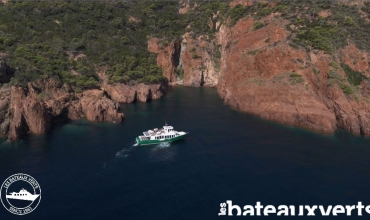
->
left=3, top=77, right=125, bottom=140
left=103, top=83, right=167, bottom=103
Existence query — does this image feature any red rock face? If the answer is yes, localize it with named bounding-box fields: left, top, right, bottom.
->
left=8, top=84, right=51, bottom=140
left=181, top=33, right=219, bottom=87
left=79, top=90, right=123, bottom=123
left=103, top=83, right=167, bottom=103
left=216, top=15, right=370, bottom=135
left=148, top=38, right=180, bottom=82
left=8, top=86, right=31, bottom=141
left=148, top=4, right=370, bottom=136
left=148, top=34, right=219, bottom=87
left=6, top=77, right=124, bottom=140
left=3, top=67, right=166, bottom=140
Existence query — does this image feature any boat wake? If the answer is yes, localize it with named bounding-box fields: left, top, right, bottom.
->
left=115, top=149, right=131, bottom=158
left=148, top=142, right=178, bottom=163
left=156, top=142, right=171, bottom=148
left=115, top=142, right=137, bottom=158
left=97, top=142, right=137, bottom=177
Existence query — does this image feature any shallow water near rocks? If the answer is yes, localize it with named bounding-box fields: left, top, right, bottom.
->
left=0, top=87, right=370, bottom=219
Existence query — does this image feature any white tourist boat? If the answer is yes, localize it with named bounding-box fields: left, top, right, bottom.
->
left=136, top=124, right=187, bottom=145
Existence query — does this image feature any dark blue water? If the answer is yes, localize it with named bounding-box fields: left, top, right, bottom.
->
left=0, top=87, right=370, bottom=219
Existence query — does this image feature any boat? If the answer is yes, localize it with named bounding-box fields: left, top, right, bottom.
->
left=6, top=189, right=40, bottom=201
left=136, top=124, right=188, bottom=145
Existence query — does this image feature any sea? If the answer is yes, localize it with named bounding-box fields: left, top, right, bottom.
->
left=0, top=87, right=369, bottom=219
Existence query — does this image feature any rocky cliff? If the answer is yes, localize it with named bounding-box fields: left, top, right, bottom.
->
left=0, top=76, right=124, bottom=140
left=0, top=59, right=167, bottom=141
left=103, top=82, right=167, bottom=103
left=3, top=0, right=370, bottom=139
left=149, top=0, right=370, bottom=136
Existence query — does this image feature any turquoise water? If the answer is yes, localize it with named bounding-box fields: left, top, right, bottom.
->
left=0, top=87, right=370, bottom=219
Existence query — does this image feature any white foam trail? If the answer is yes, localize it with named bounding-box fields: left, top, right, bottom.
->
left=115, top=149, right=131, bottom=158
left=157, top=142, right=171, bottom=148
left=149, top=143, right=178, bottom=163
left=133, top=143, right=138, bottom=147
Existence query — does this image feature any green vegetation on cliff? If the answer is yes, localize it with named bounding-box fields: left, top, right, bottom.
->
left=0, top=1, right=183, bottom=87
left=2, top=0, right=370, bottom=90
left=0, top=0, right=254, bottom=88
left=273, top=0, right=370, bottom=52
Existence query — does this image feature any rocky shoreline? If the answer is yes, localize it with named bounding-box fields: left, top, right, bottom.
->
left=4, top=0, right=370, bottom=140
left=0, top=73, right=167, bottom=141
left=147, top=7, right=370, bottom=137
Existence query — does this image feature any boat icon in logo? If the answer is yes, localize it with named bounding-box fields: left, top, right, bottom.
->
left=6, top=188, right=40, bottom=202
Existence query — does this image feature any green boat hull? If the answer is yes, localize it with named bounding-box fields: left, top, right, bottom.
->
left=136, top=133, right=187, bottom=145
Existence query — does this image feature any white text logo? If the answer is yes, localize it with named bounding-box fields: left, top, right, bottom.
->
left=1, top=173, right=41, bottom=215
left=219, top=201, right=370, bottom=216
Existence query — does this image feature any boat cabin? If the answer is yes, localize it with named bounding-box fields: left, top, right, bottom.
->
left=142, top=125, right=176, bottom=139
left=163, top=125, right=174, bottom=133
